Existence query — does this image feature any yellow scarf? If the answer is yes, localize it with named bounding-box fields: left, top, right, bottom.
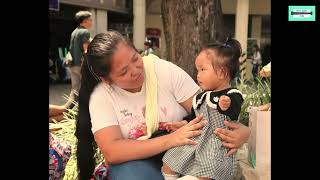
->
left=137, top=54, right=160, bottom=140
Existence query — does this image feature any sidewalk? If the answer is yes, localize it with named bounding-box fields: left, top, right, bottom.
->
left=49, top=83, right=71, bottom=105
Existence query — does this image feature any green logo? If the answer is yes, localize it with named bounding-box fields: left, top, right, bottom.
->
left=288, top=6, right=315, bottom=21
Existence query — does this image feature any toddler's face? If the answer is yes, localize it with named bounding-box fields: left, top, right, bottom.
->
left=195, top=51, right=225, bottom=91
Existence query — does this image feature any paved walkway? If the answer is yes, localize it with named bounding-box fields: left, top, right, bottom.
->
left=49, top=83, right=71, bottom=105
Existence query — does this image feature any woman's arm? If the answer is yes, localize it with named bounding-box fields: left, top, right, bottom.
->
left=179, top=94, right=195, bottom=114
left=95, top=115, right=206, bottom=164
left=162, top=92, right=198, bottom=131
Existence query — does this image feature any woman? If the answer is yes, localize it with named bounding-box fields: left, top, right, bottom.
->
left=259, top=62, right=271, bottom=77
left=251, top=44, right=262, bottom=78
left=76, top=31, right=250, bottom=180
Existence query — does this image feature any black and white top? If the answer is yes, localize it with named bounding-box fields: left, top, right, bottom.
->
left=163, top=88, right=243, bottom=180
left=184, top=88, right=243, bottom=122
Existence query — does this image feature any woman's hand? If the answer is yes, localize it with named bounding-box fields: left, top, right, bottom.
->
left=167, top=115, right=207, bottom=148
left=214, top=120, right=251, bottom=156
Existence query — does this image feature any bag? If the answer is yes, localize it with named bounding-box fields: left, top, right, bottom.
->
left=63, top=52, right=73, bottom=67
left=49, top=133, right=72, bottom=180
left=247, top=106, right=271, bottom=180
left=93, top=163, right=109, bottom=180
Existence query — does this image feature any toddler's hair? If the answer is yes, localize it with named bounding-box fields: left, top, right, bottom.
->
left=202, top=37, right=242, bottom=80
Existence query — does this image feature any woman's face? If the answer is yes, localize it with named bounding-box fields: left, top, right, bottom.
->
left=108, top=42, right=145, bottom=92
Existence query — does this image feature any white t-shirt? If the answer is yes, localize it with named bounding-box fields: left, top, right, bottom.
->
left=89, top=58, right=200, bottom=139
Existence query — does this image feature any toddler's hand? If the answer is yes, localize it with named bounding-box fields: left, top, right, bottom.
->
left=160, top=121, right=188, bottom=132
left=219, top=95, right=231, bottom=111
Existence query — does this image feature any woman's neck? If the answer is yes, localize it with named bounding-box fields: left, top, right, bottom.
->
left=124, top=85, right=143, bottom=93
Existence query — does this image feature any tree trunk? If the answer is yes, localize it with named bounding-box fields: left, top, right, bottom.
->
left=161, top=0, right=225, bottom=80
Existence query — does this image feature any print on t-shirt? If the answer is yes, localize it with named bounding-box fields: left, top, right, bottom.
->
left=119, top=106, right=169, bottom=139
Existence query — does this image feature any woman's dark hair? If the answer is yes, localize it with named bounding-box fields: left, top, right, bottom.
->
left=75, top=31, right=127, bottom=180
left=202, top=37, right=242, bottom=81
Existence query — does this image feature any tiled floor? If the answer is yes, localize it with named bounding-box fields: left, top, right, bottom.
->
left=49, top=83, right=71, bottom=105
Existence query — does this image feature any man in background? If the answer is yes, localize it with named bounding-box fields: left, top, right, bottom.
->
left=65, top=11, right=92, bottom=109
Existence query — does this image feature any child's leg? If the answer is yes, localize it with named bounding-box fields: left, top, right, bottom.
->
left=162, top=163, right=179, bottom=180
left=177, top=176, right=210, bottom=180
left=162, top=163, right=176, bottom=175
left=198, top=177, right=210, bottom=180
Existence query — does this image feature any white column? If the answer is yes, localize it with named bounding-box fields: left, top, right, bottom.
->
left=235, top=0, right=250, bottom=81
left=235, top=0, right=249, bottom=54
left=133, top=0, right=146, bottom=50
left=88, top=8, right=97, bottom=37
left=96, top=9, right=108, bottom=34
left=251, top=15, right=262, bottom=46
